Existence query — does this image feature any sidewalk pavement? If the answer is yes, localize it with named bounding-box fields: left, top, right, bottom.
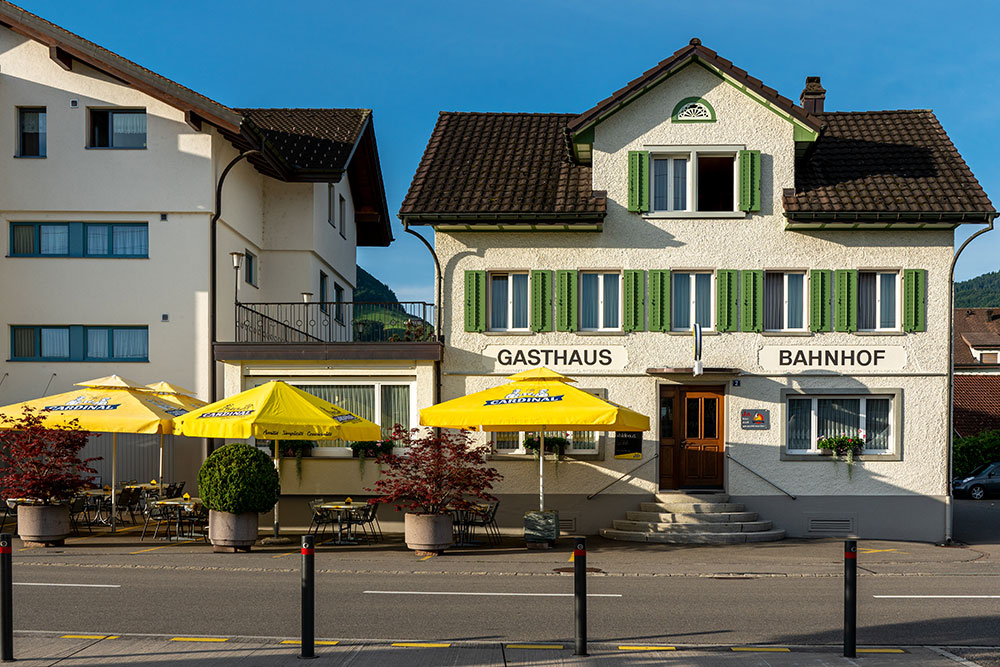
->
left=7, top=632, right=994, bottom=666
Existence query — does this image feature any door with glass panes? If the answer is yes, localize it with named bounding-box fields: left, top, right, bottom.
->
left=659, top=385, right=724, bottom=489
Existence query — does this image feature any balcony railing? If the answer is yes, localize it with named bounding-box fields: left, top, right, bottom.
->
left=235, top=301, right=437, bottom=344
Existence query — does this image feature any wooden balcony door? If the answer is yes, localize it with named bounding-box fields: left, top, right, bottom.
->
left=659, top=385, right=725, bottom=490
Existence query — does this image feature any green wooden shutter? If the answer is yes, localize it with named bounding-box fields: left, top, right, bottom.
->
left=648, top=270, right=671, bottom=332
left=809, top=270, right=833, bottom=332
left=464, top=270, right=487, bottom=332
left=530, top=270, right=553, bottom=332
left=738, top=150, right=761, bottom=212
left=834, top=269, right=858, bottom=333
left=623, top=270, right=646, bottom=333
left=716, top=270, right=738, bottom=332
left=627, top=151, right=650, bottom=213
left=903, top=269, right=927, bottom=332
left=740, top=270, right=763, bottom=332
left=555, top=270, right=578, bottom=332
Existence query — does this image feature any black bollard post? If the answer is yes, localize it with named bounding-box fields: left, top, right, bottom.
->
left=573, top=536, right=588, bottom=657
left=301, top=535, right=315, bottom=659
left=0, top=533, right=12, bottom=662
left=844, top=539, right=857, bottom=658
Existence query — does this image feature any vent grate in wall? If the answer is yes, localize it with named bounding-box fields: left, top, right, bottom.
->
left=559, top=518, right=577, bottom=535
left=808, top=518, right=854, bottom=534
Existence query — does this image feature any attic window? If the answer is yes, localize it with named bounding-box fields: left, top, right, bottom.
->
left=672, top=97, right=716, bottom=123
left=981, top=352, right=998, bottom=364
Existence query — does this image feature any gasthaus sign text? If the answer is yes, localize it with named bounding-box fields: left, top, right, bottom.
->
left=759, top=346, right=906, bottom=372
left=484, top=345, right=628, bottom=372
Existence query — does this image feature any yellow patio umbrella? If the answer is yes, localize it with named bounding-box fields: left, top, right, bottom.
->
left=172, top=381, right=381, bottom=539
left=419, top=367, right=650, bottom=511
left=145, top=382, right=208, bottom=491
left=0, top=375, right=186, bottom=531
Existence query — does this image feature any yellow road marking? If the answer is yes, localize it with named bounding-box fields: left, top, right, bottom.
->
left=272, top=551, right=298, bottom=559
left=568, top=553, right=574, bottom=562
left=859, top=648, right=905, bottom=653
left=859, top=548, right=905, bottom=554
left=170, top=637, right=228, bottom=643
left=62, top=634, right=111, bottom=639
left=619, top=645, right=676, bottom=651
left=732, top=647, right=790, bottom=652
left=67, top=525, right=143, bottom=543
left=507, top=644, right=563, bottom=649
left=280, top=640, right=340, bottom=645
left=419, top=555, right=434, bottom=561
left=130, top=539, right=195, bottom=554
left=392, top=642, right=451, bottom=648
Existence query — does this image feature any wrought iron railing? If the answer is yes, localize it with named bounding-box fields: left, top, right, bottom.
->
left=234, top=301, right=437, bottom=344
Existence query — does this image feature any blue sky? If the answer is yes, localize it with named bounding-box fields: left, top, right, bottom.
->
left=25, top=0, right=999, bottom=301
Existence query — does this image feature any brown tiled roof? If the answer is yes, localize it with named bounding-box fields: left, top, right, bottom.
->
left=955, top=309, right=1000, bottom=365
left=954, top=375, right=1000, bottom=437
left=567, top=38, right=822, bottom=136
left=786, top=111, right=996, bottom=221
left=399, top=113, right=606, bottom=223
left=237, top=108, right=371, bottom=174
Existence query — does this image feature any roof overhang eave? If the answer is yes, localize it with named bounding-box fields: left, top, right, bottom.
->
left=784, top=210, right=996, bottom=227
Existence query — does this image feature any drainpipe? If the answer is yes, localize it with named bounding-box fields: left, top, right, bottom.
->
left=209, top=150, right=261, bottom=451
left=404, top=224, right=443, bottom=407
left=945, top=218, right=994, bottom=545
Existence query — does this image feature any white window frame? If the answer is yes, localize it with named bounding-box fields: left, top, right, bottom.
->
left=785, top=394, right=896, bottom=455
left=327, top=184, right=336, bottom=228
left=487, top=271, right=530, bottom=332
left=858, top=270, right=901, bottom=332
left=647, top=145, right=743, bottom=217
left=579, top=271, right=622, bottom=332
left=493, top=388, right=607, bottom=455
left=671, top=270, right=715, bottom=332
left=764, top=270, right=809, bottom=332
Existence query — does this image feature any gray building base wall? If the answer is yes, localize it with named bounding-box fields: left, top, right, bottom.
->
left=730, top=495, right=948, bottom=543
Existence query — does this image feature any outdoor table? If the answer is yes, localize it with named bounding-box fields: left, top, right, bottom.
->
left=151, top=498, right=202, bottom=540
left=317, top=502, right=365, bottom=545
left=448, top=504, right=489, bottom=546
left=80, top=489, right=113, bottom=525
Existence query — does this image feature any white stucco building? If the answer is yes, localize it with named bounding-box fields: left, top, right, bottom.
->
left=400, top=39, right=996, bottom=542
left=0, top=2, right=397, bottom=487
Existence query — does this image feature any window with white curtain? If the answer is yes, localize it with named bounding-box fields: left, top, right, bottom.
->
left=494, top=389, right=606, bottom=455
left=12, top=222, right=147, bottom=258
left=764, top=271, right=807, bottom=331
left=671, top=272, right=713, bottom=331
left=489, top=272, right=529, bottom=331
left=652, top=151, right=737, bottom=213
left=786, top=393, right=894, bottom=454
left=293, top=382, right=414, bottom=444
left=580, top=272, right=621, bottom=331
left=40, top=224, right=69, bottom=255
left=40, top=328, right=70, bottom=358
left=11, top=326, right=147, bottom=361
left=89, top=109, right=146, bottom=148
left=858, top=271, right=899, bottom=331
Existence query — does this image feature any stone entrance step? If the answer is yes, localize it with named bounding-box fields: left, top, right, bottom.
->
left=625, top=510, right=759, bottom=524
left=600, top=528, right=787, bottom=544
left=612, top=519, right=774, bottom=534
left=654, top=492, right=730, bottom=503
left=639, top=502, right=745, bottom=514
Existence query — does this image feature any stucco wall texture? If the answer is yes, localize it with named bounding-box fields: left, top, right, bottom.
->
left=437, top=64, right=952, bottom=510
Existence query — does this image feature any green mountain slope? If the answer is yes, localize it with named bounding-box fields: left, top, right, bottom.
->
left=956, top=271, right=1000, bottom=308
left=353, top=265, right=433, bottom=341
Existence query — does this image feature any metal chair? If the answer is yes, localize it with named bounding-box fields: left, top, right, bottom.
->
left=307, top=499, right=335, bottom=538
left=181, top=505, right=209, bottom=542
left=69, top=496, right=92, bottom=535
left=465, top=502, right=501, bottom=545
left=170, top=481, right=186, bottom=499
left=344, top=502, right=381, bottom=543
left=141, top=501, right=173, bottom=541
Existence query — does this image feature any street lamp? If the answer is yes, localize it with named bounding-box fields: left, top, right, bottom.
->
left=230, top=251, right=244, bottom=304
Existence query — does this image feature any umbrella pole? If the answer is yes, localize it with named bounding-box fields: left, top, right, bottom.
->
left=273, top=441, right=280, bottom=539
left=158, top=434, right=164, bottom=495
left=539, top=431, right=545, bottom=512
left=111, top=433, right=117, bottom=533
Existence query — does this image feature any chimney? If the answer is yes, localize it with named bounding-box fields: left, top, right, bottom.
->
left=800, top=76, right=826, bottom=114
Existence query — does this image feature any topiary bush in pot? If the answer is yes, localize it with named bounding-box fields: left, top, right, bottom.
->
left=198, top=443, right=280, bottom=552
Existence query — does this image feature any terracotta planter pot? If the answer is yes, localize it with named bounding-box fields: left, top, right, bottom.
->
left=404, top=512, right=453, bottom=554
left=208, top=510, right=259, bottom=552
left=18, top=504, right=70, bottom=547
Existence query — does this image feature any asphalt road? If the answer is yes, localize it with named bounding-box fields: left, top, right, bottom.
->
left=11, top=566, right=999, bottom=646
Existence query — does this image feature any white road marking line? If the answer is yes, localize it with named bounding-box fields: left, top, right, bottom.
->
left=364, top=590, right=621, bottom=597
left=15, top=583, right=121, bottom=588
left=874, top=595, right=1000, bottom=599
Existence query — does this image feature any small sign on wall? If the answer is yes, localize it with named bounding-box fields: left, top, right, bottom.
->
left=741, top=409, right=770, bottom=430
left=614, top=431, right=643, bottom=459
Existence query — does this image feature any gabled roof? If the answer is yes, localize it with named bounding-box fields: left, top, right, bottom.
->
left=0, top=2, right=392, bottom=246
left=399, top=112, right=606, bottom=227
left=567, top=38, right=822, bottom=140
left=955, top=308, right=1000, bottom=366
left=954, top=375, right=1000, bottom=438
left=785, top=111, right=996, bottom=225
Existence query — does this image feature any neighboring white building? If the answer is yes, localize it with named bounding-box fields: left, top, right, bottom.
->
left=400, top=39, right=996, bottom=542
left=0, top=3, right=393, bottom=487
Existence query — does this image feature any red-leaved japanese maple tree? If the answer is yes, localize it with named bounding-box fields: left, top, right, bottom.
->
left=367, top=428, right=502, bottom=515
left=0, top=409, right=99, bottom=504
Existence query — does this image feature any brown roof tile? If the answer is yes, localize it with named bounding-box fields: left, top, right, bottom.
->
left=955, top=308, right=1000, bottom=365
left=399, top=113, right=606, bottom=222
left=786, top=111, right=996, bottom=221
left=954, top=375, right=1000, bottom=437
left=237, top=108, right=371, bottom=174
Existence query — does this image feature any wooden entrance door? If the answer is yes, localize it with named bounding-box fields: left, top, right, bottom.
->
left=659, top=385, right=725, bottom=490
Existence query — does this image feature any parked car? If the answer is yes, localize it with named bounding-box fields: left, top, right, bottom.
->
left=953, top=462, right=1000, bottom=500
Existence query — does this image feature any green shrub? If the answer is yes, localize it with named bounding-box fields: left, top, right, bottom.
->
left=197, top=443, right=280, bottom=514
left=954, top=430, right=1000, bottom=478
